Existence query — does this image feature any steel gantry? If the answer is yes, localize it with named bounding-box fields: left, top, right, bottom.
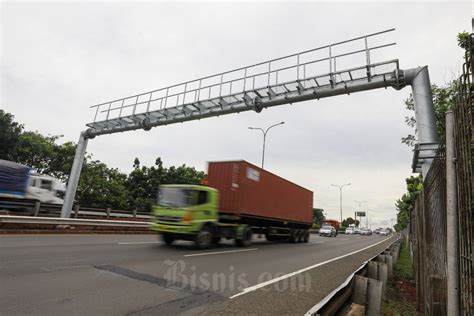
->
left=60, top=29, right=438, bottom=218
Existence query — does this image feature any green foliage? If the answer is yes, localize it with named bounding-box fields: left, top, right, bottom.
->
left=0, top=110, right=24, bottom=160
left=312, top=208, right=325, bottom=224
left=457, top=31, right=470, bottom=50
left=394, top=175, right=423, bottom=231
left=341, top=217, right=360, bottom=227
left=402, top=82, right=458, bottom=146
left=77, top=160, right=128, bottom=210
left=12, top=132, right=77, bottom=182
left=394, top=240, right=414, bottom=280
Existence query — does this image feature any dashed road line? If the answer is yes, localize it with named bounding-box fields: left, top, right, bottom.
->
left=184, top=248, right=258, bottom=257
left=118, top=241, right=163, bottom=245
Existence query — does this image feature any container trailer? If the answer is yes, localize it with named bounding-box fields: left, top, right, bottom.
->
left=151, top=160, right=313, bottom=248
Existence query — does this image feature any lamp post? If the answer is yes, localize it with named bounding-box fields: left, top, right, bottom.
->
left=354, top=200, right=368, bottom=227
left=331, top=183, right=351, bottom=223
left=248, top=122, right=285, bottom=169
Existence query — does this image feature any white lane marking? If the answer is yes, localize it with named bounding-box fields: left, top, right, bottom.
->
left=184, top=248, right=258, bottom=257
left=229, top=236, right=392, bottom=299
left=118, top=241, right=163, bottom=245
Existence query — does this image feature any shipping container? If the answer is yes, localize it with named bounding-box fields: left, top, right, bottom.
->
left=207, top=160, right=313, bottom=225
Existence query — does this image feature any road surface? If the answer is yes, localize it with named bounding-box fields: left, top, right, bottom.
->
left=0, top=233, right=396, bottom=315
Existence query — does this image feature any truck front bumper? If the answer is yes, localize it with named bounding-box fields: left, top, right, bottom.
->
left=150, top=222, right=197, bottom=235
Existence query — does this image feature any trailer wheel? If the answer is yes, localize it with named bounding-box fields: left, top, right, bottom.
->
left=265, top=233, right=275, bottom=242
left=303, top=230, right=310, bottom=243
left=289, top=229, right=298, bottom=243
left=162, top=233, right=174, bottom=245
left=195, top=226, right=213, bottom=249
left=236, top=226, right=252, bottom=247
left=296, top=229, right=304, bottom=243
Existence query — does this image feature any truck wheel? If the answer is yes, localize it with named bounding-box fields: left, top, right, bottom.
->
left=297, top=229, right=304, bottom=243
left=289, top=229, right=298, bottom=243
left=265, top=234, right=275, bottom=242
left=195, top=227, right=213, bottom=249
left=236, top=227, right=252, bottom=247
left=162, top=233, right=174, bottom=245
left=303, top=230, right=310, bottom=243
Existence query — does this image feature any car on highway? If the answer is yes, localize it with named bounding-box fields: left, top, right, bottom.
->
left=379, top=229, right=390, bottom=236
left=345, top=227, right=355, bottom=235
left=360, top=228, right=372, bottom=236
left=354, top=227, right=360, bottom=234
left=319, top=225, right=337, bottom=237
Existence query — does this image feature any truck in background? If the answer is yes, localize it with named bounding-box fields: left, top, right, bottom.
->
left=152, top=160, right=313, bottom=248
left=0, top=159, right=65, bottom=204
left=321, top=219, right=340, bottom=236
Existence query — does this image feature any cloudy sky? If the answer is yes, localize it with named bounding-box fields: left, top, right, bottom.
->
left=1, top=1, right=471, bottom=226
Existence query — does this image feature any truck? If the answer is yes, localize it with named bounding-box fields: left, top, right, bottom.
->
left=0, top=159, right=65, bottom=204
left=321, top=219, right=340, bottom=236
left=151, top=160, right=313, bottom=248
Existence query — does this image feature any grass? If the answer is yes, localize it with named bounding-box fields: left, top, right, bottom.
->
left=381, top=239, right=418, bottom=316
left=394, top=240, right=414, bottom=280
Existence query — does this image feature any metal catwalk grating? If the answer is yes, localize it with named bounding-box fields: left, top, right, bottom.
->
left=86, top=29, right=399, bottom=137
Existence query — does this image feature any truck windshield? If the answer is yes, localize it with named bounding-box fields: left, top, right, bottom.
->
left=157, top=187, right=193, bottom=207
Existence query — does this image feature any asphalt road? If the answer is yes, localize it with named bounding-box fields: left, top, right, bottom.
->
left=0, top=233, right=396, bottom=315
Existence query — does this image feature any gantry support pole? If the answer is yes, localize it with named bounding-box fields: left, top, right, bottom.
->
left=60, top=132, right=89, bottom=218
left=404, top=66, right=439, bottom=177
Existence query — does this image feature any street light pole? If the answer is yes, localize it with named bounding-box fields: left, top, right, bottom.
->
left=331, top=183, right=351, bottom=223
left=354, top=200, right=368, bottom=227
left=248, top=122, right=285, bottom=169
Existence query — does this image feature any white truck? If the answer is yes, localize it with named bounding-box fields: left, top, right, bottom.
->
left=0, top=159, right=65, bottom=204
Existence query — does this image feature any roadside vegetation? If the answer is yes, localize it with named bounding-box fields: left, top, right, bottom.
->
left=382, top=239, right=418, bottom=315
left=0, top=110, right=206, bottom=212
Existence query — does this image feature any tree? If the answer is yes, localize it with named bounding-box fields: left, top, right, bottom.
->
left=0, top=110, right=24, bottom=160
left=457, top=31, right=470, bottom=50
left=125, top=158, right=206, bottom=212
left=342, top=217, right=360, bottom=227
left=76, top=160, right=128, bottom=210
left=394, top=175, right=423, bottom=231
left=312, top=208, right=325, bottom=224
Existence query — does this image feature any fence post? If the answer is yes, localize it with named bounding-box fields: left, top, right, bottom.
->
left=33, top=201, right=40, bottom=217
left=106, top=208, right=111, bottom=219
left=74, top=205, right=80, bottom=218
left=446, top=110, right=460, bottom=315
left=133, top=209, right=137, bottom=219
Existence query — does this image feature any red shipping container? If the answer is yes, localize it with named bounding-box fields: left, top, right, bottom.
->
left=207, top=161, right=313, bottom=225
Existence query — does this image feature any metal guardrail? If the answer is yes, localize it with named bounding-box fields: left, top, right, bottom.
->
left=305, top=235, right=400, bottom=315
left=0, top=198, right=152, bottom=220
left=0, top=215, right=150, bottom=227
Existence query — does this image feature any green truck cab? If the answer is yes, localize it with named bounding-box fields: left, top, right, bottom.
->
left=151, top=184, right=251, bottom=248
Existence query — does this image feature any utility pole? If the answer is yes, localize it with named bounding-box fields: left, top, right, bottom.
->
left=331, top=183, right=351, bottom=223
left=248, top=122, right=285, bottom=169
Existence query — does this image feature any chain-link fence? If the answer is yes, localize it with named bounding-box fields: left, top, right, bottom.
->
left=409, top=34, right=473, bottom=315
left=455, top=33, right=473, bottom=316
left=410, top=146, right=447, bottom=315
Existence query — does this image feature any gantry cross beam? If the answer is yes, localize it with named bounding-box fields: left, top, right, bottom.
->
left=85, top=29, right=400, bottom=138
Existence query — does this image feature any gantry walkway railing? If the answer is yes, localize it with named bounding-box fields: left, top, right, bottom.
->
left=86, top=29, right=400, bottom=137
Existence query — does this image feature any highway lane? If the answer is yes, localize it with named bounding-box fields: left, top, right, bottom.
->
left=0, top=233, right=396, bottom=315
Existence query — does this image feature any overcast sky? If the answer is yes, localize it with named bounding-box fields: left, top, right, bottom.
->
left=1, top=1, right=471, bottom=227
